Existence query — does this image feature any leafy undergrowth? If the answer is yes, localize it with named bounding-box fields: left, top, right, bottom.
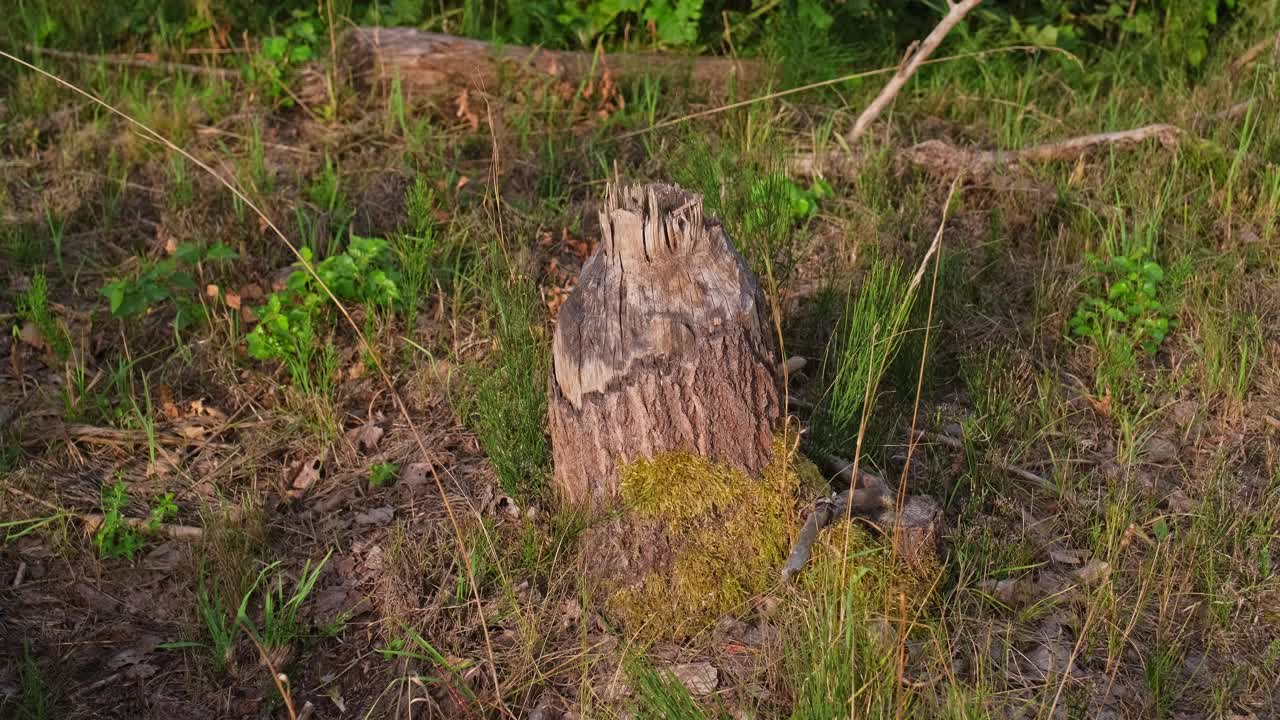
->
left=2, top=3, right=1280, bottom=719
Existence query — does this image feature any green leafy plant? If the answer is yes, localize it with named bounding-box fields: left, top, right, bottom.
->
left=17, top=272, right=70, bottom=359
left=745, top=174, right=832, bottom=232
left=369, top=461, right=398, bottom=487
left=1069, top=253, right=1172, bottom=356
left=94, top=481, right=177, bottom=560
left=247, top=236, right=399, bottom=392
left=246, top=8, right=321, bottom=106
left=100, top=242, right=237, bottom=329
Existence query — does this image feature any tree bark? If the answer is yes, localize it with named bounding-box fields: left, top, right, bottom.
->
left=549, top=183, right=780, bottom=507
left=336, top=27, right=763, bottom=99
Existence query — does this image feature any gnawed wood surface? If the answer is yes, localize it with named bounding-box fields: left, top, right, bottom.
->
left=548, top=183, right=780, bottom=507
left=337, top=27, right=762, bottom=98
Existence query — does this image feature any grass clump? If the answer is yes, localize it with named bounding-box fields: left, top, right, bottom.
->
left=16, top=640, right=49, bottom=720
left=606, top=436, right=823, bottom=641
left=812, top=259, right=917, bottom=454
left=462, top=265, right=550, bottom=501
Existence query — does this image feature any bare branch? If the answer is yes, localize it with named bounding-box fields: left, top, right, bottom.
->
left=846, top=0, right=983, bottom=144
left=1232, top=32, right=1280, bottom=73
left=900, top=123, right=1181, bottom=176
left=25, top=45, right=237, bottom=80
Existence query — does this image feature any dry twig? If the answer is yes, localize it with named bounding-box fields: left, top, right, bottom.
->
left=25, top=45, right=237, bottom=80
left=3, top=485, right=204, bottom=540
left=1231, top=32, right=1280, bottom=73
left=846, top=0, right=984, bottom=144
left=905, top=428, right=1057, bottom=493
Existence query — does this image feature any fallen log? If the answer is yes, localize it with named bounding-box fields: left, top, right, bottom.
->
left=333, top=27, right=764, bottom=99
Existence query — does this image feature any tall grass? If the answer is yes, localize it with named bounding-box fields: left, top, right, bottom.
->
left=462, top=253, right=551, bottom=501
left=785, top=563, right=899, bottom=720
left=812, top=259, right=917, bottom=455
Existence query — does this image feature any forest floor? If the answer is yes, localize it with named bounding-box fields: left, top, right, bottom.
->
left=3, top=10, right=1280, bottom=720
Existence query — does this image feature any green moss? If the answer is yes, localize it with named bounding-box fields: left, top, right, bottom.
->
left=607, top=436, right=825, bottom=641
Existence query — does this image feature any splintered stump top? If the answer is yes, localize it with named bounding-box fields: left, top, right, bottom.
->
left=549, top=183, right=780, bottom=507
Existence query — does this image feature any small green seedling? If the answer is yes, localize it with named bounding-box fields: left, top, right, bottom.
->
left=246, top=8, right=322, bottom=107
left=94, top=481, right=178, bottom=560
left=16, top=272, right=70, bottom=359
left=1069, top=253, right=1173, bottom=355
left=369, top=462, right=399, bottom=487
left=100, top=242, right=237, bottom=329
left=247, top=236, right=399, bottom=392
left=745, top=173, right=832, bottom=232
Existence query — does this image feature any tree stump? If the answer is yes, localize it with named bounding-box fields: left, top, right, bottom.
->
left=549, top=183, right=781, bottom=508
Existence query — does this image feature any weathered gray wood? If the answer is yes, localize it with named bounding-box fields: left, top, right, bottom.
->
left=549, top=183, right=780, bottom=507
left=336, top=27, right=763, bottom=99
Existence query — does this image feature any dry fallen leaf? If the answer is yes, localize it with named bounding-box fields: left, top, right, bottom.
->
left=560, top=599, right=582, bottom=630
left=1074, top=558, right=1111, bottom=585
left=355, top=506, right=394, bottom=526
left=400, top=462, right=432, bottom=488
left=344, top=421, right=383, bottom=453
left=288, top=456, right=324, bottom=499
left=1049, top=549, right=1089, bottom=566
left=174, top=423, right=207, bottom=440
left=495, top=494, right=521, bottom=519
left=158, top=383, right=182, bottom=420
left=18, top=321, right=46, bottom=350
left=456, top=88, right=480, bottom=131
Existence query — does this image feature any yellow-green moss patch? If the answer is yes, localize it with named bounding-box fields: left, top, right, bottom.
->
left=605, top=436, right=825, bottom=641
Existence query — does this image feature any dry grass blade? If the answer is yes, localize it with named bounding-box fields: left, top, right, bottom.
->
left=0, top=49, right=508, bottom=715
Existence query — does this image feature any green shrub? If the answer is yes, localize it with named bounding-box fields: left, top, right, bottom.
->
left=1069, top=253, right=1172, bottom=356
left=246, top=236, right=399, bottom=392
left=100, top=242, right=238, bottom=330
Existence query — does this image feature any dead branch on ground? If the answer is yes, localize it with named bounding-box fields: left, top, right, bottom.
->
left=1232, top=32, right=1280, bottom=73
left=904, top=428, right=1057, bottom=494
left=25, top=45, right=237, bottom=80
left=3, top=485, right=204, bottom=541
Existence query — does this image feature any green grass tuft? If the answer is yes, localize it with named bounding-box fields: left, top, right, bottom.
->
left=462, top=260, right=551, bottom=501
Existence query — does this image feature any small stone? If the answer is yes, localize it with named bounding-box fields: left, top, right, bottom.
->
left=1074, top=559, right=1111, bottom=585
left=670, top=662, right=718, bottom=696
left=1141, top=435, right=1178, bottom=464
